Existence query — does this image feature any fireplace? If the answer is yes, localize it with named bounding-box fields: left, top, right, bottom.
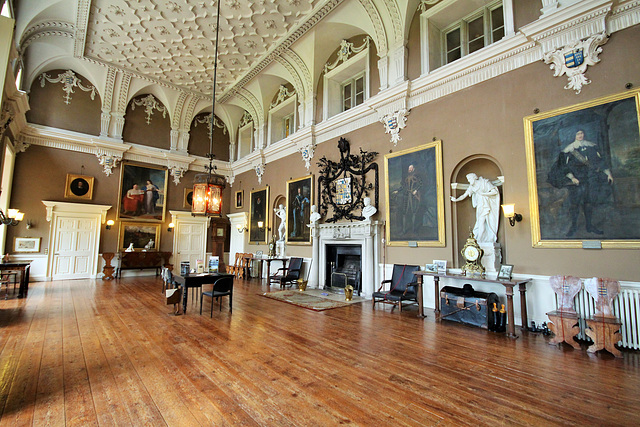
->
left=325, top=244, right=362, bottom=294
left=308, top=220, right=383, bottom=298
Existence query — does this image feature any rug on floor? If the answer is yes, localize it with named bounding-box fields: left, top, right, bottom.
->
left=261, top=289, right=363, bottom=311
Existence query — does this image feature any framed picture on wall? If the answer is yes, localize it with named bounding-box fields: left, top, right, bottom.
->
left=235, top=190, right=243, bottom=209
left=64, top=174, right=94, bottom=200
left=249, top=187, right=269, bottom=244
left=118, top=222, right=161, bottom=252
left=286, top=174, right=313, bottom=245
left=183, top=188, right=193, bottom=209
left=384, top=141, right=445, bottom=246
left=14, top=237, right=41, bottom=253
left=524, top=89, right=640, bottom=248
left=118, top=162, right=168, bottom=222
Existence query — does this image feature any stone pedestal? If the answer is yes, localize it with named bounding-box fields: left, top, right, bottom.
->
left=276, top=241, right=286, bottom=258
left=479, top=242, right=501, bottom=273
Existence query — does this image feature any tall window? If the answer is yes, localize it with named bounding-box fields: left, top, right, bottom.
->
left=283, top=114, right=293, bottom=138
left=342, top=73, right=365, bottom=112
left=443, top=4, right=504, bottom=65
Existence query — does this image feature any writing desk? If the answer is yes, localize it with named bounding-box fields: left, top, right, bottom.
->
left=414, top=271, right=532, bottom=338
left=0, top=262, right=31, bottom=298
left=172, top=272, right=234, bottom=314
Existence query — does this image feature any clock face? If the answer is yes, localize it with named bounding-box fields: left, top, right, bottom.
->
left=464, top=246, right=479, bottom=261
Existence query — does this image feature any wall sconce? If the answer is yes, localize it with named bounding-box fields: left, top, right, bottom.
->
left=168, top=222, right=175, bottom=232
left=0, top=209, right=24, bottom=226
left=257, top=221, right=264, bottom=229
left=501, top=204, right=522, bottom=226
left=26, top=220, right=33, bottom=229
left=105, top=219, right=115, bottom=230
left=236, top=223, right=248, bottom=233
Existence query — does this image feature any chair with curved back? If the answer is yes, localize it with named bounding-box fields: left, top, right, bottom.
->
left=226, top=252, right=243, bottom=278
left=372, top=264, right=421, bottom=312
left=200, top=275, right=234, bottom=317
left=269, top=257, right=303, bottom=288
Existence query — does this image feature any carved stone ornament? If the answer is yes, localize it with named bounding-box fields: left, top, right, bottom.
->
left=239, top=110, right=253, bottom=128
left=270, top=85, right=295, bottom=109
left=96, top=153, right=122, bottom=176
left=195, top=113, right=227, bottom=138
left=39, top=70, right=97, bottom=105
left=225, top=173, right=235, bottom=187
left=543, top=32, right=608, bottom=94
left=324, top=37, right=371, bottom=74
left=299, top=143, right=315, bottom=171
left=317, top=138, right=378, bottom=223
left=380, top=108, right=410, bottom=146
left=254, top=162, right=266, bottom=184
left=418, top=0, right=441, bottom=13
left=131, top=94, right=167, bottom=125
left=168, top=165, right=187, bottom=185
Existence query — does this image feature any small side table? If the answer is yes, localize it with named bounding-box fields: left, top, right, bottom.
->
left=546, top=310, right=581, bottom=350
left=102, top=253, right=116, bottom=280
left=585, top=317, right=622, bottom=358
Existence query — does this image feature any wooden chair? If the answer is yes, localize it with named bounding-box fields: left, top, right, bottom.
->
left=372, top=264, right=421, bottom=312
left=241, top=253, right=253, bottom=279
left=226, top=252, right=243, bottom=278
left=200, top=276, right=234, bottom=316
left=270, top=257, right=303, bottom=288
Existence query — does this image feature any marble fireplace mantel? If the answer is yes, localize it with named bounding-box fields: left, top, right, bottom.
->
left=308, top=220, right=384, bottom=298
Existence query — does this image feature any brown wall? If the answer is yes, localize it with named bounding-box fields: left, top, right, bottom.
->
left=122, top=95, right=171, bottom=149
left=231, top=24, right=640, bottom=281
left=6, top=146, right=231, bottom=255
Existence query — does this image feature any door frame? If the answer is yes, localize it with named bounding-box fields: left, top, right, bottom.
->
left=42, top=201, right=111, bottom=280
left=169, top=210, right=209, bottom=269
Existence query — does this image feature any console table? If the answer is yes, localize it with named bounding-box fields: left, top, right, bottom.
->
left=414, top=271, right=532, bottom=339
left=0, top=262, right=31, bottom=298
left=116, top=252, right=172, bottom=279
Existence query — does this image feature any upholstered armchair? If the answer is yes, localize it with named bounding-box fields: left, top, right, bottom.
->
left=270, top=257, right=303, bottom=288
left=372, top=264, right=421, bottom=312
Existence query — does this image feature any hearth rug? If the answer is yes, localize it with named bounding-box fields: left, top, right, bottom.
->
left=261, top=289, right=365, bottom=312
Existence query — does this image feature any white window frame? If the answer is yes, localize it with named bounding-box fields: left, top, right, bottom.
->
left=340, top=71, right=366, bottom=113
left=267, top=94, right=297, bottom=146
left=322, top=48, right=370, bottom=121
left=420, top=0, right=514, bottom=75
left=237, top=121, right=253, bottom=160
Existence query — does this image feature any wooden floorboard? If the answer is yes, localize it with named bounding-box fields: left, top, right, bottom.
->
left=0, top=276, right=639, bottom=426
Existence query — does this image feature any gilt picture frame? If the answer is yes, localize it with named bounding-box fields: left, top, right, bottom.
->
left=524, top=89, right=640, bottom=248
left=286, top=174, right=313, bottom=245
left=118, top=162, right=168, bottom=222
left=249, top=187, right=269, bottom=244
left=64, top=174, right=94, bottom=200
left=14, top=237, right=41, bottom=253
left=118, top=222, right=161, bottom=252
left=183, top=188, right=193, bottom=209
left=384, top=141, right=445, bottom=246
left=235, top=190, right=243, bottom=209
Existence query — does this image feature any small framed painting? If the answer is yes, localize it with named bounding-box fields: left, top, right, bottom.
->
left=235, top=190, right=243, bottom=209
left=433, top=259, right=447, bottom=275
left=183, top=188, right=193, bottom=209
left=497, top=264, right=514, bottom=281
left=14, top=237, right=41, bottom=253
left=64, top=174, right=94, bottom=200
left=118, top=222, right=161, bottom=252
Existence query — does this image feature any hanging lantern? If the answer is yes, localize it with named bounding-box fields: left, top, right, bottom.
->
left=192, top=171, right=225, bottom=216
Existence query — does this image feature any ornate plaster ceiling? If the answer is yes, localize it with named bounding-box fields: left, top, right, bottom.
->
left=84, top=0, right=323, bottom=97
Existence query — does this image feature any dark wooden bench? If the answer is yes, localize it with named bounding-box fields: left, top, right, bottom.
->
left=117, top=251, right=172, bottom=279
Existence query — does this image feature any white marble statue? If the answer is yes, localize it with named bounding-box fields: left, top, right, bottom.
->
left=275, top=204, right=286, bottom=241
left=362, top=197, right=377, bottom=221
left=451, top=173, right=500, bottom=243
left=309, top=204, right=321, bottom=224
left=125, top=242, right=135, bottom=252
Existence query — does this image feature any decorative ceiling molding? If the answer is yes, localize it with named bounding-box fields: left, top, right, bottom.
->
left=282, top=49, right=312, bottom=97
left=324, top=37, right=371, bottom=73
left=75, top=0, right=91, bottom=57
left=382, top=0, right=403, bottom=45
left=19, top=21, right=75, bottom=53
left=270, top=85, right=295, bottom=109
left=102, top=68, right=117, bottom=113
left=39, top=70, right=97, bottom=105
left=116, top=72, right=132, bottom=114
left=273, top=55, right=305, bottom=102
left=357, top=0, right=387, bottom=56
left=172, top=92, right=187, bottom=129
left=131, top=94, right=167, bottom=125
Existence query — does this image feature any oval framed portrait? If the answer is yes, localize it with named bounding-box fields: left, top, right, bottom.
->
left=65, top=174, right=94, bottom=200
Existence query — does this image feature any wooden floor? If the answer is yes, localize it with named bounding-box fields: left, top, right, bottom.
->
left=1, top=277, right=639, bottom=426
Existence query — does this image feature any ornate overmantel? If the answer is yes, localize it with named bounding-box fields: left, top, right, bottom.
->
left=310, top=220, right=384, bottom=298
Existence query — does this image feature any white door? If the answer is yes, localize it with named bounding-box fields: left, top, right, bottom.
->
left=175, top=221, right=206, bottom=269
left=52, top=216, right=97, bottom=280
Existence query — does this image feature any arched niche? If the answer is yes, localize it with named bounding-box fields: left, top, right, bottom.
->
left=272, top=194, right=286, bottom=242
left=188, top=113, right=230, bottom=160
left=122, top=94, right=171, bottom=149
left=26, top=69, right=102, bottom=135
left=450, top=155, right=505, bottom=268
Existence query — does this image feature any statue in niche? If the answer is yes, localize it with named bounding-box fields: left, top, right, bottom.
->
left=274, top=204, right=286, bottom=242
left=362, top=197, right=377, bottom=222
left=584, top=277, right=620, bottom=318
left=549, top=275, right=582, bottom=313
left=450, top=173, right=500, bottom=244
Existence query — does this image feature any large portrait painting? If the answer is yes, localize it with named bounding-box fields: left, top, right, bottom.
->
left=286, top=175, right=313, bottom=245
left=249, top=187, right=269, bottom=244
left=118, top=162, right=168, bottom=222
left=384, top=141, right=445, bottom=246
left=524, top=89, right=640, bottom=248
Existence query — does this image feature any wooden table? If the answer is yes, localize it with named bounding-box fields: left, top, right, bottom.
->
left=172, top=272, right=234, bottom=314
left=117, top=251, right=171, bottom=279
left=253, top=257, right=288, bottom=281
left=414, top=271, right=532, bottom=339
left=0, top=262, right=31, bottom=298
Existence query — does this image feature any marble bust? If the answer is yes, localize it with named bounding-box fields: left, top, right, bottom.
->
left=362, top=197, right=377, bottom=221
left=309, top=204, right=321, bottom=224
